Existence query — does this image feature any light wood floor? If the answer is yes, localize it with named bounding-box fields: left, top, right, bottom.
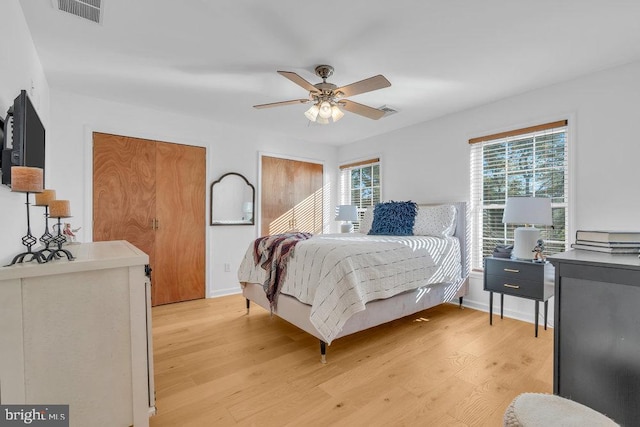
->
left=149, top=295, right=553, bottom=426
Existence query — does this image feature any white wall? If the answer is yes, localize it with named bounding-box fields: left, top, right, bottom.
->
left=47, top=89, right=338, bottom=297
left=339, top=59, right=640, bottom=327
left=0, top=0, right=50, bottom=264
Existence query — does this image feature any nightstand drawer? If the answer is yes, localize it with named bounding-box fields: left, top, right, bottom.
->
left=485, top=258, right=543, bottom=280
left=485, top=274, right=542, bottom=299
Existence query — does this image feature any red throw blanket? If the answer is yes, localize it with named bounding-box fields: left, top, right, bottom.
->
left=253, top=232, right=313, bottom=309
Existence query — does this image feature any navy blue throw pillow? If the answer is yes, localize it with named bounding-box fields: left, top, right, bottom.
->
left=368, top=201, right=418, bottom=236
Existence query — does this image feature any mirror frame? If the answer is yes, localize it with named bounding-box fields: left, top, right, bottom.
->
left=209, top=172, right=256, bottom=226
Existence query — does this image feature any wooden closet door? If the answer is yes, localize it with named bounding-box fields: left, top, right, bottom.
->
left=93, top=133, right=157, bottom=269
left=93, top=133, right=205, bottom=306
left=261, top=156, right=293, bottom=236
left=291, top=160, right=323, bottom=234
left=261, top=156, right=323, bottom=236
left=154, top=142, right=206, bottom=305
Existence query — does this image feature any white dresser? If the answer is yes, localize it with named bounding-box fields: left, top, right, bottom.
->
left=0, top=241, right=155, bottom=427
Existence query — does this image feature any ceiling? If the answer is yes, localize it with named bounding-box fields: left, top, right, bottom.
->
left=18, top=1, right=640, bottom=145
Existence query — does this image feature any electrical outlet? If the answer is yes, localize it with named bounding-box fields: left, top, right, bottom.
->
left=224, top=263, right=231, bottom=272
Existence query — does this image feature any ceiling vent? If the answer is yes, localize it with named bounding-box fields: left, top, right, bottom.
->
left=378, top=105, right=399, bottom=118
left=52, top=0, right=103, bottom=24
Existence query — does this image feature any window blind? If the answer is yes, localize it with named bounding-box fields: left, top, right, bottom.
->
left=470, top=121, right=569, bottom=270
left=339, top=158, right=381, bottom=231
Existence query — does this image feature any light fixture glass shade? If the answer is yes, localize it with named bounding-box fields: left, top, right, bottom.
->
left=304, top=104, right=319, bottom=121
left=316, top=116, right=329, bottom=125
left=503, top=197, right=552, bottom=260
left=331, top=105, right=344, bottom=122
left=318, top=101, right=332, bottom=119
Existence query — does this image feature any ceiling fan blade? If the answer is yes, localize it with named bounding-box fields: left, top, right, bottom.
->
left=339, top=100, right=386, bottom=120
left=335, top=75, right=391, bottom=98
left=277, top=71, right=319, bottom=93
left=253, top=99, right=310, bottom=109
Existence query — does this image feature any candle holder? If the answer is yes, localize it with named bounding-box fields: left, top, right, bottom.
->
left=34, top=189, right=57, bottom=259
left=8, top=167, right=46, bottom=266
left=46, top=200, right=74, bottom=262
left=46, top=216, right=75, bottom=262
left=8, top=192, right=48, bottom=265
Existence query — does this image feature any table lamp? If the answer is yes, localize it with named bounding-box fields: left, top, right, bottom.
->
left=502, top=197, right=552, bottom=260
left=335, top=205, right=358, bottom=233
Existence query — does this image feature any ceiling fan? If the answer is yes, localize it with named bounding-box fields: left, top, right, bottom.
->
left=253, top=65, right=391, bottom=124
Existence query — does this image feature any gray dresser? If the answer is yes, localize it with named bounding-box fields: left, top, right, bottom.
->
left=548, top=250, right=640, bottom=426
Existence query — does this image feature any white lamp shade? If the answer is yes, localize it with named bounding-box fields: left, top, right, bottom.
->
left=335, top=205, right=358, bottom=222
left=502, top=197, right=552, bottom=226
left=503, top=197, right=552, bottom=260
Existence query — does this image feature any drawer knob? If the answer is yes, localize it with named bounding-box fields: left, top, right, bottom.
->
left=503, top=268, right=520, bottom=273
left=504, top=284, right=520, bottom=289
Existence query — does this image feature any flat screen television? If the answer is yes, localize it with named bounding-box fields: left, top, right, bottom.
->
left=1, top=90, right=46, bottom=187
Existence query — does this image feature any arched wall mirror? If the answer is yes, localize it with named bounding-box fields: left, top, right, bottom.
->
left=210, top=172, right=255, bottom=225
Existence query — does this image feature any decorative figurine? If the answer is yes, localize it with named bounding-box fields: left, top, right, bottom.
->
left=532, top=238, right=545, bottom=262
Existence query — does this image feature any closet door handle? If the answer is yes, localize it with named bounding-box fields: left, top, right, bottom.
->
left=155, top=219, right=159, bottom=230
left=150, top=219, right=156, bottom=230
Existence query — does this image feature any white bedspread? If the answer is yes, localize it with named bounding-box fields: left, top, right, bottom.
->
left=237, top=233, right=461, bottom=344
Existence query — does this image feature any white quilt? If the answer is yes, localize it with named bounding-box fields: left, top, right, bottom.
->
left=237, top=233, right=462, bottom=344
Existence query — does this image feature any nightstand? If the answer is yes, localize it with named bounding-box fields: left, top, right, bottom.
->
left=483, top=257, right=554, bottom=337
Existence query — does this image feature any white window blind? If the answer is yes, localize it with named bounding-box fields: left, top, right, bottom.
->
left=339, top=158, right=381, bottom=231
left=470, top=121, right=569, bottom=270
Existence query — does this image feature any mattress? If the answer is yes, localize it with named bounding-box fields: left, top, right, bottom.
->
left=238, top=233, right=462, bottom=344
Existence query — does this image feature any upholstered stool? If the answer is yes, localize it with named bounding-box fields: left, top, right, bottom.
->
left=504, top=393, right=619, bottom=426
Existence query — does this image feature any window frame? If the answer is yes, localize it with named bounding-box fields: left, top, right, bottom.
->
left=469, top=121, right=570, bottom=270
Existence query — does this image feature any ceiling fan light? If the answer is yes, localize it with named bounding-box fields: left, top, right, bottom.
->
left=331, top=105, right=344, bottom=122
left=316, top=116, right=329, bottom=125
left=304, top=104, right=319, bottom=121
left=318, top=101, right=332, bottom=119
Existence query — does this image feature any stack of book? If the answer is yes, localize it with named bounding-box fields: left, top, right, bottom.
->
left=572, top=230, right=640, bottom=254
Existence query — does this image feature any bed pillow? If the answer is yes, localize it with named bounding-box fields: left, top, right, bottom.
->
left=359, top=207, right=374, bottom=234
left=413, top=204, right=457, bottom=237
left=368, top=201, right=418, bottom=236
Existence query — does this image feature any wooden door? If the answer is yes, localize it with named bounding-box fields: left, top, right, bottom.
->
left=93, top=133, right=157, bottom=269
left=154, top=141, right=206, bottom=305
left=261, top=156, right=323, bottom=236
left=93, top=132, right=206, bottom=306
left=261, top=156, right=293, bottom=236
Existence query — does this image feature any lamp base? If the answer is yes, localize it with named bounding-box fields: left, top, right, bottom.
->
left=512, top=227, right=540, bottom=260
left=340, top=223, right=353, bottom=233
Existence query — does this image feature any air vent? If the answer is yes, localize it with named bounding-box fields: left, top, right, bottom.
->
left=53, top=0, right=103, bottom=24
left=378, top=105, right=399, bottom=117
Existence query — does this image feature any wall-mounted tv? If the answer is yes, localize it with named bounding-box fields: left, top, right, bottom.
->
left=1, top=90, right=46, bottom=187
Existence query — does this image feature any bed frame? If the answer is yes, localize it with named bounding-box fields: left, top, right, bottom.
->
left=241, top=201, right=471, bottom=362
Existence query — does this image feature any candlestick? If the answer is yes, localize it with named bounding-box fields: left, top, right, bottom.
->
left=34, top=190, right=57, bottom=259
left=7, top=167, right=46, bottom=265
left=46, top=216, right=75, bottom=262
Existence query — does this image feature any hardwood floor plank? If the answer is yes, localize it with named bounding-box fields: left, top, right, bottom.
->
left=149, top=295, right=553, bottom=426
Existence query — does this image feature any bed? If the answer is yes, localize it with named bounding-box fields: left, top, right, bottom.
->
left=237, top=201, right=470, bottom=362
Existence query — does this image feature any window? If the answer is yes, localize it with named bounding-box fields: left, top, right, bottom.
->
left=339, top=158, right=381, bottom=231
left=470, top=121, right=569, bottom=270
